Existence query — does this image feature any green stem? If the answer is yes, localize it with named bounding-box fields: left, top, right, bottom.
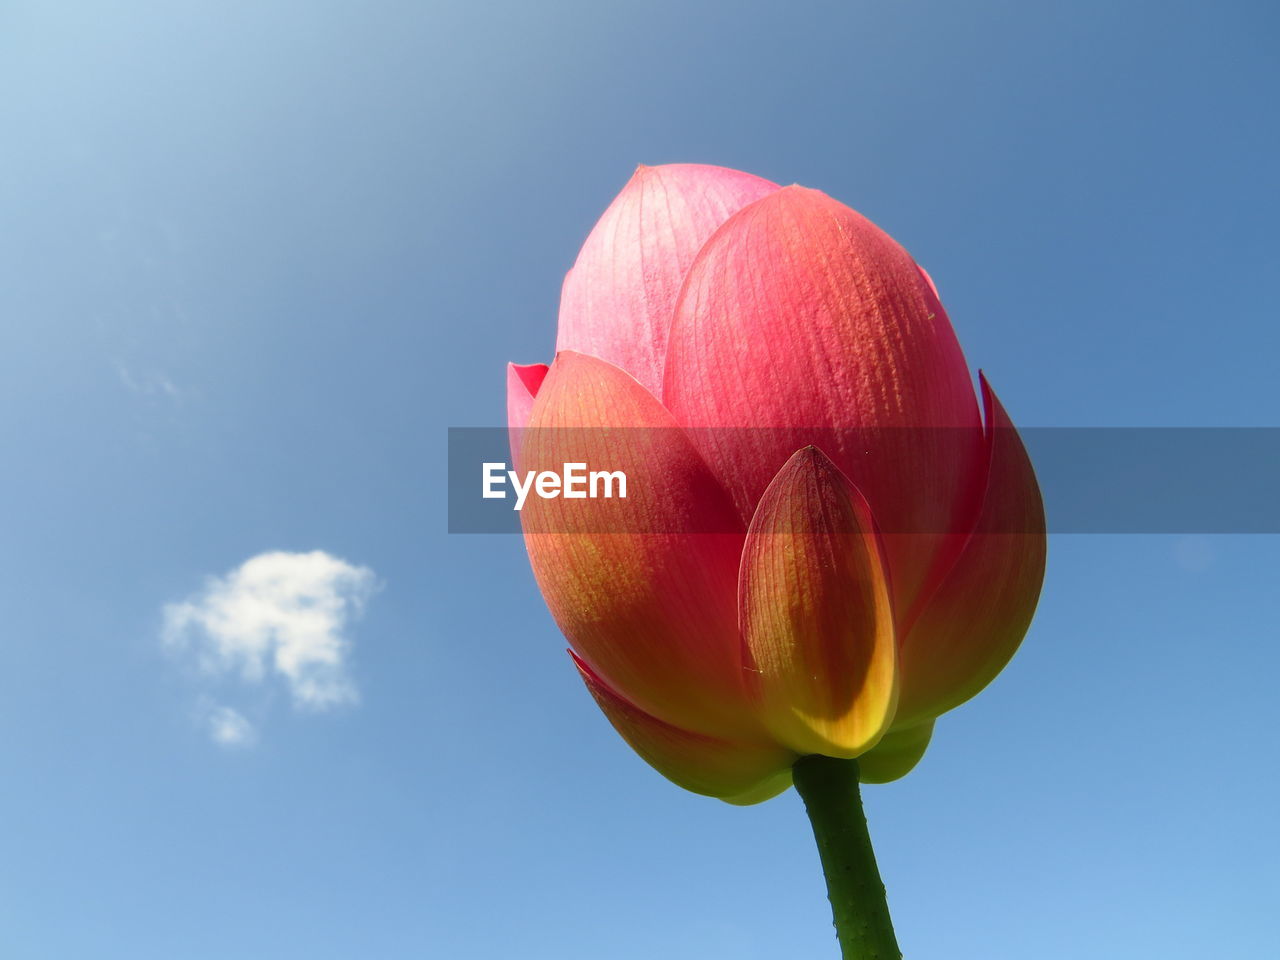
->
left=792, top=755, right=902, bottom=960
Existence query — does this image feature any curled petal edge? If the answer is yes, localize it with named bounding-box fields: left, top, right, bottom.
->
left=506, top=362, right=549, bottom=467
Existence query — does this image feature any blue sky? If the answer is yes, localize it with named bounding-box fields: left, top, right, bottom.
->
left=1, top=1, right=1277, bottom=957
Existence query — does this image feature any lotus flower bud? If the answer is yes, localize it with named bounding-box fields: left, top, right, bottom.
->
left=508, top=164, right=1045, bottom=801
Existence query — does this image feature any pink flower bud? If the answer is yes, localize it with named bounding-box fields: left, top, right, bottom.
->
left=508, top=164, right=1045, bottom=801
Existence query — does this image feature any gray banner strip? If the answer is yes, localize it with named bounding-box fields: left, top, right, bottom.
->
left=448, top=427, right=1280, bottom=534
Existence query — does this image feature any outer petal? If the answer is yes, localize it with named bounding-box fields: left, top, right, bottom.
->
left=506, top=362, right=549, bottom=466
left=720, top=769, right=794, bottom=806
left=738, top=447, right=898, bottom=758
left=573, top=652, right=794, bottom=803
left=521, top=351, right=753, bottom=737
left=857, top=721, right=935, bottom=784
left=557, top=164, right=779, bottom=397
left=664, top=185, right=984, bottom=615
left=893, top=375, right=1047, bottom=728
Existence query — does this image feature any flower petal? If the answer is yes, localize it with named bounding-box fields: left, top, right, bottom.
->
left=506, top=362, right=549, bottom=466
left=738, top=447, right=898, bottom=758
left=720, top=769, right=794, bottom=806
left=893, top=375, right=1047, bottom=727
left=521, top=351, right=753, bottom=736
left=573, top=652, right=794, bottom=803
left=856, top=721, right=935, bottom=784
left=664, top=185, right=984, bottom=616
left=558, top=164, right=779, bottom=397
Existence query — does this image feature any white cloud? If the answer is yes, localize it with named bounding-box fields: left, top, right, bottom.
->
left=206, top=704, right=256, bottom=748
left=164, top=551, right=378, bottom=729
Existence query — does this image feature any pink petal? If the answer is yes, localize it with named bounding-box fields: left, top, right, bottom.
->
left=520, top=351, right=754, bottom=737
left=506, top=362, right=549, bottom=466
left=738, top=447, right=898, bottom=758
left=573, top=652, right=794, bottom=803
left=893, top=375, right=1047, bottom=728
left=664, top=185, right=984, bottom=616
left=557, top=164, right=779, bottom=397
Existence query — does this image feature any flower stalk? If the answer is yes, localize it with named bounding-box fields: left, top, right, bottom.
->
left=792, top=755, right=902, bottom=959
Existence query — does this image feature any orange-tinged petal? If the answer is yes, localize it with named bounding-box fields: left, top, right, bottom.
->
left=738, top=447, right=898, bottom=758
left=521, top=352, right=753, bottom=737
left=894, top=375, right=1047, bottom=727
left=573, top=652, right=794, bottom=803
left=856, top=721, right=935, bottom=784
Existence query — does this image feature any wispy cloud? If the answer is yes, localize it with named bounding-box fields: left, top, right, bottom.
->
left=164, top=551, right=378, bottom=743
left=205, top=703, right=257, bottom=748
